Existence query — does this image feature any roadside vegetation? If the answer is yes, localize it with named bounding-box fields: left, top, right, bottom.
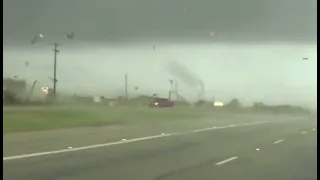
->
left=3, top=99, right=311, bottom=133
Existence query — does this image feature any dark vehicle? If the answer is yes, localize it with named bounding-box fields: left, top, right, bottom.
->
left=149, top=98, right=174, bottom=108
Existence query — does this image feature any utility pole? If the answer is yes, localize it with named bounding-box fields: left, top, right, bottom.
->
left=175, top=80, right=179, bottom=101
left=124, top=73, right=128, bottom=100
left=169, top=79, right=173, bottom=100
left=31, top=32, right=75, bottom=100
left=53, top=43, right=60, bottom=98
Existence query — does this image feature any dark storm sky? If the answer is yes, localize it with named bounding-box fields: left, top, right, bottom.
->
left=3, top=0, right=317, bottom=43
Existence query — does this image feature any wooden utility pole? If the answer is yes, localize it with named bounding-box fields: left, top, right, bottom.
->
left=53, top=43, right=60, bottom=98
left=169, top=79, right=174, bottom=100
left=175, top=80, right=179, bottom=101
left=31, top=32, right=75, bottom=99
left=124, top=73, right=128, bottom=99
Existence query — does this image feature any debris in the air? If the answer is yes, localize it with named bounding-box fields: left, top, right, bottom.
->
left=31, top=38, right=37, bottom=44
left=302, top=57, right=308, bottom=60
left=66, top=32, right=75, bottom=40
left=25, top=61, right=29, bottom=66
left=31, top=33, right=44, bottom=44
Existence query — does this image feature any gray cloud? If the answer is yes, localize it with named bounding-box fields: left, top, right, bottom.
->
left=3, top=0, right=317, bottom=108
left=3, top=0, right=317, bottom=43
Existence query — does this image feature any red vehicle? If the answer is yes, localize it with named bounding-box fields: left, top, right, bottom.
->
left=149, top=98, right=174, bottom=108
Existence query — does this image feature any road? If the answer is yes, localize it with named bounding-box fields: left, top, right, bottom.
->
left=3, top=117, right=317, bottom=180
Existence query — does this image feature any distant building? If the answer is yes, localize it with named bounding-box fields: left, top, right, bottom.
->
left=3, top=78, right=27, bottom=97
left=3, top=78, right=27, bottom=104
left=213, top=101, right=224, bottom=107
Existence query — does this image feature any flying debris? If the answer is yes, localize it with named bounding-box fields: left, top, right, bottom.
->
left=48, top=76, right=57, bottom=82
left=302, top=57, right=308, bottom=60
left=31, top=33, right=44, bottom=44
left=66, top=32, right=75, bottom=40
left=31, top=38, right=37, bottom=44
left=25, top=61, right=29, bottom=66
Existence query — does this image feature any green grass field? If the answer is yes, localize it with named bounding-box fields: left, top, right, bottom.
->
left=3, top=106, right=207, bottom=133
left=4, top=105, right=310, bottom=133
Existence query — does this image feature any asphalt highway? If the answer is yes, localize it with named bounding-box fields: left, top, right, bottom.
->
left=3, top=117, right=317, bottom=180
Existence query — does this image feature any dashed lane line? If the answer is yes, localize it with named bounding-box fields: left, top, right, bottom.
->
left=216, top=157, right=239, bottom=166
left=273, top=139, right=284, bottom=144
left=3, top=120, right=287, bottom=161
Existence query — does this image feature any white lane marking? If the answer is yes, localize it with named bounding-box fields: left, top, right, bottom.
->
left=3, top=134, right=173, bottom=161
left=273, top=139, right=284, bottom=144
left=3, top=121, right=274, bottom=161
left=256, top=148, right=260, bottom=151
left=302, top=131, right=308, bottom=134
left=193, top=126, right=222, bottom=133
left=216, top=156, right=239, bottom=165
left=192, top=121, right=270, bottom=133
left=252, top=121, right=270, bottom=124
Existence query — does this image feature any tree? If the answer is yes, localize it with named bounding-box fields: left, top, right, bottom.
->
left=253, top=102, right=266, bottom=108
left=226, top=98, right=241, bottom=109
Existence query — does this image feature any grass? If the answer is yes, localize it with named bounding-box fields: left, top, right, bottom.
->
left=3, top=106, right=205, bottom=133
left=4, top=105, right=310, bottom=133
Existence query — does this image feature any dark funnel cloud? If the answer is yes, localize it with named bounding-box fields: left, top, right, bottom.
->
left=166, top=60, right=205, bottom=99
left=3, top=0, right=317, bottom=43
